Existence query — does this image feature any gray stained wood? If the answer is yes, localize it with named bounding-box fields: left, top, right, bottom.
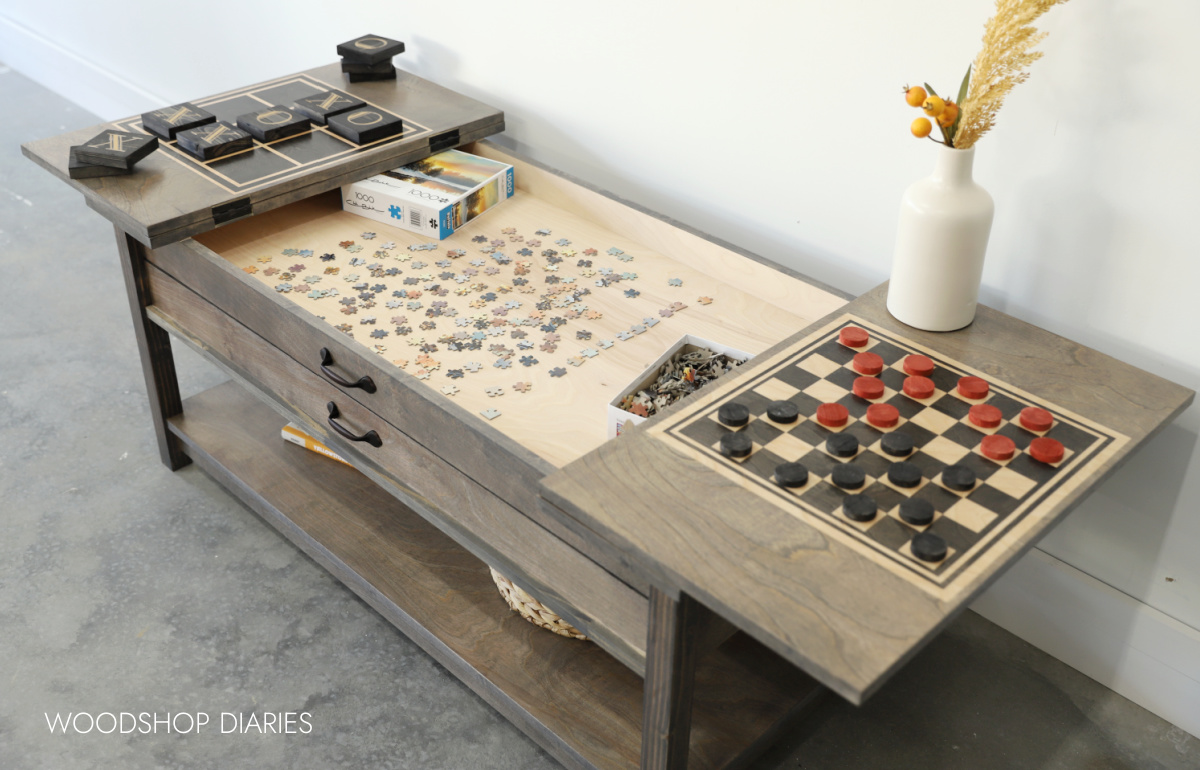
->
left=143, top=264, right=648, bottom=674
left=541, top=282, right=1195, bottom=705
left=115, top=226, right=190, bottom=470
left=168, top=380, right=825, bottom=770
left=21, top=64, right=504, bottom=248
left=641, top=589, right=708, bottom=770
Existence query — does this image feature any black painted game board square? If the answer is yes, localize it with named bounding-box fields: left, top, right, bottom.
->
left=988, top=392, right=1025, bottom=420
left=929, top=367, right=962, bottom=393
left=844, top=420, right=884, bottom=447
left=912, top=482, right=963, bottom=513
left=896, top=421, right=938, bottom=448
left=885, top=393, right=927, bottom=420
left=207, top=147, right=297, bottom=185
left=204, top=95, right=273, bottom=124
left=678, top=418, right=725, bottom=447
left=861, top=481, right=905, bottom=513
left=865, top=515, right=914, bottom=551
left=271, top=130, right=355, bottom=163
left=736, top=390, right=775, bottom=418
left=743, top=419, right=784, bottom=446
left=1046, top=421, right=1100, bottom=453
left=774, top=365, right=820, bottom=392
left=905, top=450, right=948, bottom=481
left=997, top=421, right=1033, bottom=450
left=879, top=368, right=908, bottom=392
left=855, top=452, right=894, bottom=480
left=799, top=480, right=845, bottom=515
left=798, top=449, right=838, bottom=480
left=259, top=82, right=339, bottom=108
left=956, top=451, right=1002, bottom=482
left=932, top=394, right=971, bottom=420
left=943, top=421, right=986, bottom=449
left=826, top=366, right=860, bottom=390
left=1007, top=453, right=1060, bottom=484
left=790, top=420, right=830, bottom=447
left=868, top=340, right=908, bottom=366
left=927, top=516, right=977, bottom=554
left=968, top=483, right=1024, bottom=515
left=836, top=392, right=872, bottom=419
left=742, top=447, right=788, bottom=482
left=815, top=338, right=855, bottom=365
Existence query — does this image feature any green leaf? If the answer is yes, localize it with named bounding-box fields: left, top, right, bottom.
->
left=956, top=64, right=971, bottom=107
left=924, top=82, right=939, bottom=98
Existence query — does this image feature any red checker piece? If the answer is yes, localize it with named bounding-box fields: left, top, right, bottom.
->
left=903, top=354, right=934, bottom=377
left=866, top=403, right=900, bottom=428
left=980, top=434, right=1016, bottom=461
left=839, top=326, right=869, bottom=348
left=1020, top=406, right=1054, bottom=432
left=853, top=376, right=885, bottom=400
left=1029, top=437, right=1065, bottom=464
left=816, top=402, right=849, bottom=428
left=902, top=375, right=935, bottom=399
left=853, top=352, right=884, bottom=375
left=958, top=376, right=990, bottom=400
left=968, top=403, right=1003, bottom=428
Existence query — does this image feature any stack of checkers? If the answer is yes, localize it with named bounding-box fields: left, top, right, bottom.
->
left=712, top=324, right=1069, bottom=567
left=337, top=34, right=406, bottom=82
left=68, top=129, right=159, bottom=180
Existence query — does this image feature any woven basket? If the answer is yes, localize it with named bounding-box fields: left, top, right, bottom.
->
left=489, top=568, right=587, bottom=640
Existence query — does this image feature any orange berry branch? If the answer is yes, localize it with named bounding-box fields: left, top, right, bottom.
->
left=903, top=70, right=970, bottom=147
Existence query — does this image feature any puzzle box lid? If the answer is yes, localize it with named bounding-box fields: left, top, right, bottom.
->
left=22, top=63, right=505, bottom=249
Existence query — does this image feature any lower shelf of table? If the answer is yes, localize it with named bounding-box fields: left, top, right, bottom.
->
left=168, top=380, right=825, bottom=770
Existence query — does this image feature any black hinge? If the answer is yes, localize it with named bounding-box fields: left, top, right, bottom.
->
left=429, top=129, right=460, bottom=153
left=213, top=197, right=252, bottom=225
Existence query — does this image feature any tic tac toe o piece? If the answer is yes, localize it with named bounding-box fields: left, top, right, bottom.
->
left=903, top=354, right=934, bottom=377
left=839, top=326, right=870, bottom=348
left=866, top=403, right=900, bottom=428
left=816, top=403, right=849, bottom=428
left=719, top=431, right=753, bottom=459
left=843, top=494, right=878, bottom=522
left=853, top=351, right=884, bottom=375
left=880, top=431, right=915, bottom=457
left=831, top=463, right=866, bottom=490
left=899, top=498, right=936, bottom=526
left=968, top=403, right=1003, bottom=429
left=827, top=433, right=859, bottom=458
left=888, top=461, right=922, bottom=488
left=942, top=464, right=977, bottom=491
left=903, top=375, right=936, bottom=400
left=1029, top=437, right=1065, bottom=464
left=958, top=376, right=990, bottom=400
left=775, top=462, right=809, bottom=488
left=980, top=434, right=1016, bottom=461
left=853, top=376, right=885, bottom=400
left=1020, top=406, right=1055, bottom=433
left=911, top=532, right=948, bottom=562
left=718, top=402, right=751, bottom=427
left=766, top=400, right=800, bottom=424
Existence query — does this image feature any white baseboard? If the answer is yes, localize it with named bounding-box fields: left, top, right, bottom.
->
left=972, top=547, right=1200, bottom=738
left=0, top=13, right=163, bottom=121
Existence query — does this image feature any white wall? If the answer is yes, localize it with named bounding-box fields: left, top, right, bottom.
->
left=5, top=0, right=1198, bottom=731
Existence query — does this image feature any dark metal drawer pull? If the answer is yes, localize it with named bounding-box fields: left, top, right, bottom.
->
left=319, top=348, right=377, bottom=393
left=326, top=402, right=382, bottom=447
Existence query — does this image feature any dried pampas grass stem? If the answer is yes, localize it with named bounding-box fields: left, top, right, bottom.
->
left=955, top=0, right=1070, bottom=150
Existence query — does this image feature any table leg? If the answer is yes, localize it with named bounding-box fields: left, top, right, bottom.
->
left=642, top=586, right=707, bottom=770
left=115, top=226, right=190, bottom=471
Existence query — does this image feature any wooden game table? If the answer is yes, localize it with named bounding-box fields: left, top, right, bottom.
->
left=24, top=63, right=1194, bottom=770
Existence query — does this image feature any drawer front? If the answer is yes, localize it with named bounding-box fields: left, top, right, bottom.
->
left=146, top=264, right=648, bottom=675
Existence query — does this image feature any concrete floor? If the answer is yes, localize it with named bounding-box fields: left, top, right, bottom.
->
left=1, top=63, right=1196, bottom=770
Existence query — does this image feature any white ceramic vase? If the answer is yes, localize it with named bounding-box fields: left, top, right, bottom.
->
left=887, top=145, right=994, bottom=331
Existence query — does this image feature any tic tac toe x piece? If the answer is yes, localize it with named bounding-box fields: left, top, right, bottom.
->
left=326, top=109, right=405, bottom=145
left=67, top=147, right=132, bottom=179
left=74, top=129, right=159, bottom=169
left=175, top=121, right=254, bottom=161
left=292, top=90, right=365, bottom=125
left=337, top=34, right=406, bottom=64
left=235, top=106, right=312, bottom=143
left=140, top=102, right=216, bottom=140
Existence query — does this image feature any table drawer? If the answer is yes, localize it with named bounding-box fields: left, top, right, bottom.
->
left=146, top=264, right=649, bottom=674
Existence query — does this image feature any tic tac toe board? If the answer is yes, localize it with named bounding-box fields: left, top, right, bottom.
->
left=540, top=289, right=1192, bottom=703
left=21, top=63, right=504, bottom=248
left=655, top=315, right=1128, bottom=598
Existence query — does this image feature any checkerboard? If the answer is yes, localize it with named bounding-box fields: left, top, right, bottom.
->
left=655, top=315, right=1128, bottom=596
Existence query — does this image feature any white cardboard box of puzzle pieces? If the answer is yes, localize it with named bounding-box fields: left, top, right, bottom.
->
left=341, top=149, right=515, bottom=239
left=609, top=335, right=754, bottom=439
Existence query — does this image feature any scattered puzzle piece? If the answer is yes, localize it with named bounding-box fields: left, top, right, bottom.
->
left=480, top=408, right=501, bottom=420
left=549, top=367, right=567, bottom=378
left=698, top=296, right=713, bottom=305
left=441, top=384, right=459, bottom=396
left=514, top=381, right=532, bottom=393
